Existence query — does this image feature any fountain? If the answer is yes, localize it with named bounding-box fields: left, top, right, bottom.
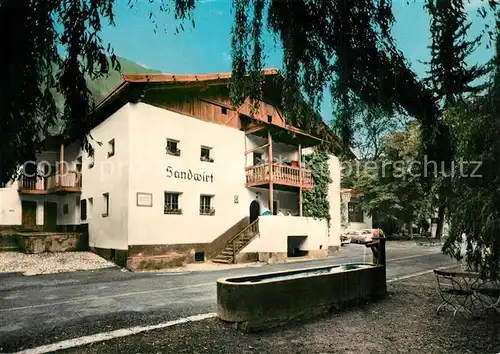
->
left=216, top=235, right=387, bottom=331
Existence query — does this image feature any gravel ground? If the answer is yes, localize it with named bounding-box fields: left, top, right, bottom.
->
left=63, top=272, right=500, bottom=354
left=0, top=252, right=116, bottom=275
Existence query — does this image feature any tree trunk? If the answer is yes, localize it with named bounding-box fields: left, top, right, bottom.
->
left=435, top=205, right=445, bottom=239
left=409, top=221, right=413, bottom=239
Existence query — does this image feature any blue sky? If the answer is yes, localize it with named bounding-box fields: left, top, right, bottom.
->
left=100, top=0, right=494, bottom=119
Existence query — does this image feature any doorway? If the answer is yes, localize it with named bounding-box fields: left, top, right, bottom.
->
left=21, top=201, right=37, bottom=230
left=43, top=202, right=58, bottom=232
left=249, top=200, right=260, bottom=223
left=272, top=200, right=279, bottom=215
left=287, top=236, right=308, bottom=257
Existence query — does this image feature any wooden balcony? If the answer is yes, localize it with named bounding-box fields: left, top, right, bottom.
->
left=18, top=171, right=82, bottom=195
left=245, top=163, right=313, bottom=190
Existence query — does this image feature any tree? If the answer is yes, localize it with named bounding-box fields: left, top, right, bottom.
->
left=443, top=18, right=500, bottom=279
left=0, top=0, right=196, bottom=183
left=344, top=122, right=428, bottom=235
left=423, top=0, right=489, bottom=239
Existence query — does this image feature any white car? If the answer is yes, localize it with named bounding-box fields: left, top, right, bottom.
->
left=340, top=233, right=352, bottom=245
left=348, top=229, right=374, bottom=244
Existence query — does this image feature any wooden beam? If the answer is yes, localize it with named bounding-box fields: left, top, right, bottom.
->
left=245, top=143, right=269, bottom=155
left=298, top=144, right=303, bottom=217
left=198, top=97, right=233, bottom=110
left=224, top=111, right=239, bottom=126
left=59, top=143, right=64, bottom=185
left=245, top=125, right=267, bottom=135
left=268, top=130, right=274, bottom=215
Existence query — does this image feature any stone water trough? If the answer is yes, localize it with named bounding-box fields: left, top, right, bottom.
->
left=217, top=237, right=387, bottom=331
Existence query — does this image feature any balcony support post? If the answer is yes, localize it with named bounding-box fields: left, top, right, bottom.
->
left=268, top=129, right=273, bottom=215
left=298, top=144, right=303, bottom=217
left=59, top=143, right=64, bottom=186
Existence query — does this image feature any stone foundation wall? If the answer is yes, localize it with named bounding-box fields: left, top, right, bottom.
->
left=127, top=243, right=207, bottom=270
left=18, top=232, right=88, bottom=254
left=328, top=245, right=341, bottom=253
left=235, top=252, right=259, bottom=264
left=307, top=249, right=329, bottom=258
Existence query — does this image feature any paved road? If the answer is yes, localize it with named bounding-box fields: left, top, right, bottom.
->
left=0, top=242, right=455, bottom=352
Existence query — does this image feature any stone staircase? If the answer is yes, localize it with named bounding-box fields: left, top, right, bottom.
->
left=212, top=219, right=259, bottom=264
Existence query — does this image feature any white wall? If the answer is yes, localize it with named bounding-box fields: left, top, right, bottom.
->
left=328, top=156, right=341, bottom=248
left=342, top=213, right=373, bottom=232
left=248, top=187, right=299, bottom=215
left=245, top=135, right=298, bottom=166
left=0, top=182, right=22, bottom=225
left=126, top=103, right=253, bottom=246
left=80, top=104, right=131, bottom=250
left=240, top=215, right=328, bottom=253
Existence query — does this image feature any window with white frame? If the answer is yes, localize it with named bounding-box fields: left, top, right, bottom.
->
left=348, top=199, right=364, bottom=223
left=102, top=193, right=109, bottom=217
left=166, top=139, right=181, bottom=156
left=200, top=146, right=213, bottom=162
left=164, top=192, right=182, bottom=214
left=80, top=199, right=87, bottom=220
left=108, top=139, right=115, bottom=158
left=200, top=195, right=214, bottom=216
left=88, top=197, right=93, bottom=220
left=88, top=147, right=95, bottom=169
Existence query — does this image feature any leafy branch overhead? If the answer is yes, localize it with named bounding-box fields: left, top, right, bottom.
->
left=0, top=0, right=195, bottom=183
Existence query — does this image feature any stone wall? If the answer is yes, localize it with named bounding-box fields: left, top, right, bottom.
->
left=17, top=232, right=88, bottom=254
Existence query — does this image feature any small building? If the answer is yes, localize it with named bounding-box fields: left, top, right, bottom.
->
left=340, top=188, right=373, bottom=233
left=0, top=69, right=345, bottom=269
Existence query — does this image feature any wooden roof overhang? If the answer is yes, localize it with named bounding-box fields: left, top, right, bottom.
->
left=241, top=115, right=322, bottom=148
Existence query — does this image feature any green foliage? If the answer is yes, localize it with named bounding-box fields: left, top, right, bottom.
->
left=345, top=122, right=429, bottom=233
left=442, top=24, right=500, bottom=278
left=0, top=0, right=194, bottom=183
left=302, top=150, right=331, bottom=224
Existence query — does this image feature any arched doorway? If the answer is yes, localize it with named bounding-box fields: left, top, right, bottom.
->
left=249, top=200, right=260, bottom=223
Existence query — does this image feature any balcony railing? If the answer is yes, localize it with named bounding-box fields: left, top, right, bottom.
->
left=245, top=163, right=313, bottom=190
left=18, top=171, right=82, bottom=194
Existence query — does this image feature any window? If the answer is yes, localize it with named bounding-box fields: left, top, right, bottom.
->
left=253, top=152, right=263, bottom=165
left=108, top=139, right=115, bottom=158
left=76, top=156, right=83, bottom=173
left=200, top=146, right=213, bottom=162
left=195, top=252, right=205, bottom=262
left=166, top=139, right=181, bottom=156
left=88, top=147, right=95, bottom=169
left=221, top=106, right=228, bottom=115
left=348, top=201, right=364, bottom=223
left=81, top=199, right=87, bottom=220
left=88, top=197, right=93, bottom=220
left=164, top=192, right=181, bottom=214
left=267, top=115, right=273, bottom=123
left=200, top=195, right=214, bottom=216
left=63, top=204, right=69, bottom=215
left=102, top=193, right=109, bottom=217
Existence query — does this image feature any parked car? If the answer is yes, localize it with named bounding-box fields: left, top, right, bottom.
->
left=340, top=233, right=352, bottom=245
left=349, top=229, right=374, bottom=244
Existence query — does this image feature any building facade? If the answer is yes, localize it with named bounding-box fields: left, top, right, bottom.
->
left=0, top=70, right=343, bottom=269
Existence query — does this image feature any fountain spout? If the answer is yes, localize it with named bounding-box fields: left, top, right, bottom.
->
left=363, top=229, right=387, bottom=293
left=364, top=233, right=386, bottom=266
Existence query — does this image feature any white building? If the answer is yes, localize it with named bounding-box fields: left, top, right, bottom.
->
left=340, top=188, right=373, bottom=232
left=0, top=69, right=345, bottom=269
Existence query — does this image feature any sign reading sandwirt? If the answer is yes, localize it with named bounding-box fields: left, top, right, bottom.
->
left=166, top=166, right=214, bottom=183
